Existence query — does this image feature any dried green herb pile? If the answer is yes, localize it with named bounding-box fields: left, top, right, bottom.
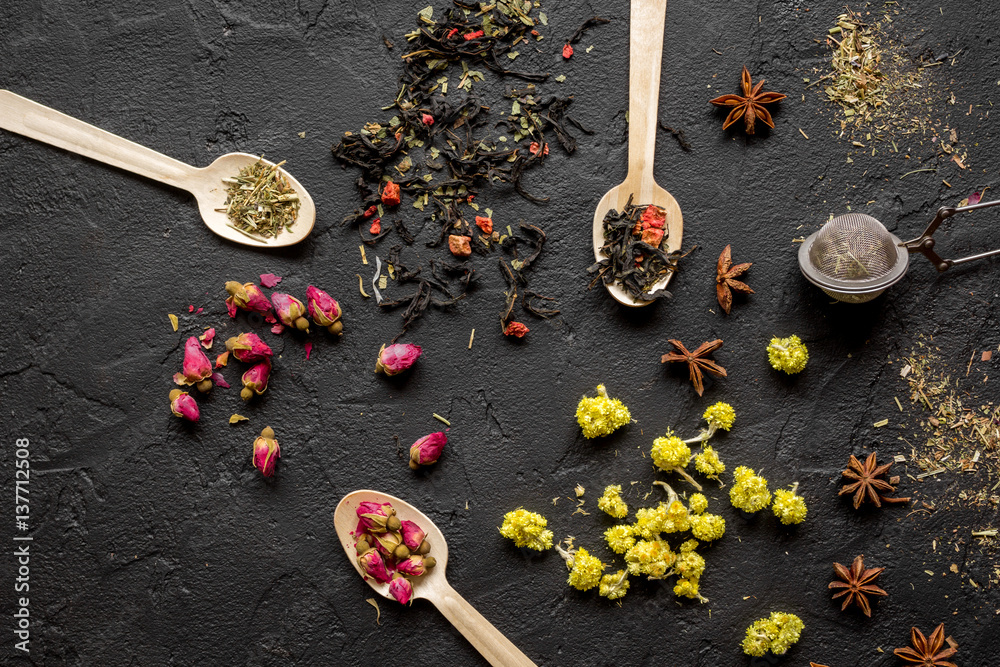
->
left=332, top=1, right=606, bottom=336
left=219, top=159, right=300, bottom=239
left=589, top=197, right=682, bottom=301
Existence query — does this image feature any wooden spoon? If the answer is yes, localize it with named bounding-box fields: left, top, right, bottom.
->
left=334, top=489, right=537, bottom=667
left=0, top=89, right=315, bottom=247
left=592, top=0, right=683, bottom=307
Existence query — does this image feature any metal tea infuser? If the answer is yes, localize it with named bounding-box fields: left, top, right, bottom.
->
left=798, top=199, right=1000, bottom=303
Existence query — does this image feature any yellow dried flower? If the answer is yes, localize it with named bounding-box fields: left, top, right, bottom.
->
left=633, top=505, right=666, bottom=539
left=651, top=432, right=691, bottom=471
left=673, top=577, right=705, bottom=602
left=772, top=485, right=808, bottom=525
left=673, top=546, right=706, bottom=581
left=499, top=508, right=553, bottom=551
left=767, top=335, right=808, bottom=374
left=703, top=401, right=736, bottom=431
left=576, top=384, right=631, bottom=438
left=661, top=500, right=690, bottom=533
left=741, top=611, right=804, bottom=657
left=690, top=513, right=726, bottom=542
left=688, top=493, right=709, bottom=515
left=729, top=466, right=772, bottom=513
left=604, top=525, right=636, bottom=554
left=597, top=484, right=629, bottom=518
left=565, top=546, right=605, bottom=591
left=694, top=446, right=726, bottom=480
left=598, top=570, right=630, bottom=601
left=624, top=539, right=675, bottom=578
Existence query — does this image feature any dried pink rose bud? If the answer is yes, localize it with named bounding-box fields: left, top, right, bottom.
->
left=389, top=575, right=413, bottom=605
left=373, top=531, right=408, bottom=559
left=396, top=555, right=428, bottom=577
left=358, top=549, right=392, bottom=584
left=356, top=501, right=400, bottom=534
left=225, top=281, right=272, bottom=318
left=375, top=343, right=423, bottom=376
left=271, top=293, right=310, bottom=332
left=168, top=389, right=199, bottom=422
left=306, top=285, right=344, bottom=335
left=409, top=432, right=447, bottom=470
left=225, top=333, right=273, bottom=363
left=252, top=426, right=280, bottom=477
left=173, top=336, right=214, bottom=392
left=240, top=360, right=271, bottom=401
left=399, top=520, right=426, bottom=551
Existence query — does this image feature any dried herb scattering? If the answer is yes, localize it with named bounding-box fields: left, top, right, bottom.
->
left=661, top=339, right=726, bottom=397
left=708, top=66, right=786, bottom=135
left=589, top=197, right=683, bottom=300
left=331, top=1, right=587, bottom=336
left=219, top=159, right=300, bottom=239
left=838, top=452, right=911, bottom=509
left=893, top=623, right=958, bottom=667
left=828, top=554, right=887, bottom=617
left=715, top=244, right=753, bottom=314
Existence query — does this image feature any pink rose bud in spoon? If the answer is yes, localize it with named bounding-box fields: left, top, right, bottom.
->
left=399, top=520, right=426, bottom=551
left=356, top=502, right=400, bottom=534
left=252, top=426, right=280, bottom=477
left=271, top=293, right=310, bottom=332
left=397, top=554, right=436, bottom=577
left=306, top=285, right=343, bottom=335
left=389, top=574, right=413, bottom=605
left=375, top=343, right=423, bottom=376
left=168, top=389, right=199, bottom=422
left=409, top=432, right=447, bottom=469
left=225, top=333, right=273, bottom=363
left=358, top=549, right=392, bottom=584
left=240, top=360, right=271, bottom=401
left=225, top=281, right=272, bottom=318
left=173, top=336, right=215, bottom=392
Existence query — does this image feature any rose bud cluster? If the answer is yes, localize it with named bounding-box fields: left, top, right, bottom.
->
left=352, top=500, right=435, bottom=606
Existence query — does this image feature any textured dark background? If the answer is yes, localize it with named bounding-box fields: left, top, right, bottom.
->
left=1, top=0, right=999, bottom=665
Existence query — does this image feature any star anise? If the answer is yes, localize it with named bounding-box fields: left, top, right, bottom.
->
left=709, top=66, right=787, bottom=134
left=893, top=623, right=958, bottom=667
left=839, top=452, right=911, bottom=509
left=828, top=554, right=887, bottom=617
left=661, top=339, right=726, bottom=396
left=716, top=245, right=753, bottom=314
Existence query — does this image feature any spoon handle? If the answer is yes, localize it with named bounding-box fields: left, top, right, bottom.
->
left=625, top=0, right=668, bottom=189
left=429, top=582, right=537, bottom=667
left=0, top=89, right=197, bottom=189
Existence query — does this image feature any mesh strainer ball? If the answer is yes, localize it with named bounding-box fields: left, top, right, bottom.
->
left=798, top=213, right=910, bottom=303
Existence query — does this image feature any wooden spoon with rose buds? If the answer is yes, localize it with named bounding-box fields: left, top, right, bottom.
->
left=334, top=489, right=537, bottom=667
left=591, top=0, right=683, bottom=307
left=0, top=89, right=315, bottom=248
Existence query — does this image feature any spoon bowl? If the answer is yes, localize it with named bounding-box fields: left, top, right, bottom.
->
left=0, top=89, right=315, bottom=248
left=592, top=0, right=682, bottom=307
left=334, top=490, right=536, bottom=667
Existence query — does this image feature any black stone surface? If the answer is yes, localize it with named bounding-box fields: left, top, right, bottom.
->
left=2, top=1, right=999, bottom=665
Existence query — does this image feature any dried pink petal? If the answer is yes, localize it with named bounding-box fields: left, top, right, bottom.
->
left=306, top=285, right=343, bottom=335
left=168, top=389, right=199, bottom=422
left=215, top=351, right=230, bottom=369
left=304, top=342, right=313, bottom=360
left=173, top=336, right=214, bottom=391
left=188, top=305, right=195, bottom=313
left=270, top=323, right=285, bottom=335
left=260, top=273, right=282, bottom=288
left=252, top=426, right=280, bottom=477
left=389, top=575, right=413, bottom=605
left=199, top=328, right=216, bottom=349
left=225, top=333, right=273, bottom=363
left=409, top=432, right=447, bottom=469
left=375, top=343, right=423, bottom=376
left=210, top=372, right=230, bottom=389
left=969, top=191, right=983, bottom=206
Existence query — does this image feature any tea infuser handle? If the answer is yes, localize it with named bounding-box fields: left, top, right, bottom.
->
left=902, top=199, right=1000, bottom=272
left=0, top=89, right=197, bottom=190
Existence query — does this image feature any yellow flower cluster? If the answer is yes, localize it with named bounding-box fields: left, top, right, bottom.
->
left=772, top=487, right=808, bottom=525
left=703, top=402, right=736, bottom=431
left=633, top=505, right=665, bottom=539
left=767, top=335, right=809, bottom=374
left=566, top=547, right=606, bottom=591
left=499, top=508, right=553, bottom=551
left=576, top=384, right=632, bottom=438
left=604, top=525, right=636, bottom=554
left=624, top=539, right=675, bottom=578
left=688, top=492, right=709, bottom=515
left=597, top=484, right=629, bottom=519
left=729, top=466, right=772, bottom=513
left=651, top=432, right=691, bottom=471
left=689, top=513, right=726, bottom=542
left=662, top=500, right=690, bottom=534
left=672, top=540, right=707, bottom=601
left=598, top=570, right=630, bottom=601
left=694, top=446, right=726, bottom=480
left=741, top=611, right=805, bottom=657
